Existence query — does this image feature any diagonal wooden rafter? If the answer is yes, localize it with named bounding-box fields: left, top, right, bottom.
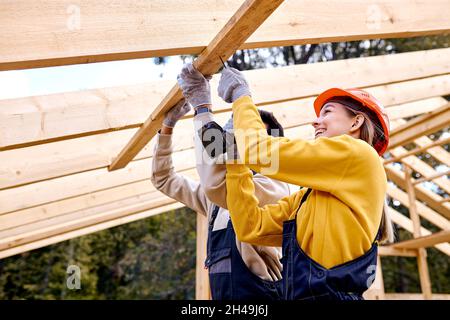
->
left=386, top=184, right=450, bottom=230
left=388, top=207, right=450, bottom=256
left=389, top=230, right=450, bottom=250
left=414, top=136, right=450, bottom=167
left=388, top=104, right=450, bottom=150
left=384, top=164, right=450, bottom=219
left=108, top=0, right=285, bottom=171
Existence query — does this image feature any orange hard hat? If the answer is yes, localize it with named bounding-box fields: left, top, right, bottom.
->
left=313, top=88, right=390, bottom=155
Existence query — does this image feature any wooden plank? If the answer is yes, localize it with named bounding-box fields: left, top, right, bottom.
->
left=0, top=202, right=185, bottom=260
left=385, top=164, right=450, bottom=219
left=413, top=136, right=450, bottom=167
left=386, top=184, right=450, bottom=230
left=0, top=180, right=156, bottom=231
left=404, top=165, right=433, bottom=299
left=384, top=137, right=450, bottom=164
left=108, top=0, right=288, bottom=171
left=389, top=104, right=450, bottom=149
left=363, top=255, right=385, bottom=300
left=2, top=78, right=449, bottom=192
left=0, top=191, right=185, bottom=251
left=391, top=118, right=450, bottom=168
left=1, top=1, right=449, bottom=71
left=0, top=168, right=198, bottom=232
left=388, top=207, right=450, bottom=256
left=2, top=48, right=449, bottom=150
left=196, top=213, right=210, bottom=300
left=0, top=150, right=197, bottom=214
left=413, top=170, right=450, bottom=185
left=378, top=246, right=418, bottom=257
left=1, top=93, right=443, bottom=213
left=390, top=146, right=450, bottom=194
left=390, top=230, right=450, bottom=249
left=0, top=94, right=446, bottom=214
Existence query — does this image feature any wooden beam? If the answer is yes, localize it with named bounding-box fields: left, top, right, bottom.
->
left=108, top=0, right=287, bottom=171
left=0, top=190, right=184, bottom=251
left=0, top=95, right=446, bottom=213
left=389, top=146, right=450, bottom=194
left=413, top=136, right=450, bottom=167
left=389, top=104, right=450, bottom=149
left=390, top=230, right=450, bottom=249
left=1, top=1, right=449, bottom=71
left=364, top=255, right=386, bottom=300
left=384, top=137, right=450, bottom=164
left=385, top=164, right=450, bottom=219
left=2, top=79, right=448, bottom=193
left=388, top=207, right=450, bottom=256
left=2, top=48, right=449, bottom=150
left=404, top=164, right=432, bottom=300
left=0, top=168, right=199, bottom=233
left=0, top=150, right=197, bottom=214
left=386, top=184, right=450, bottom=231
left=413, top=170, right=450, bottom=185
left=384, top=293, right=450, bottom=300
left=196, top=213, right=210, bottom=300
left=377, top=246, right=418, bottom=257
left=0, top=180, right=156, bottom=231
left=1, top=93, right=444, bottom=213
left=0, top=202, right=185, bottom=260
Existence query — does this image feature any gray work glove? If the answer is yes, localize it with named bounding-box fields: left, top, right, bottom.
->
left=177, top=63, right=212, bottom=109
left=218, top=67, right=251, bottom=103
left=163, top=99, right=191, bottom=128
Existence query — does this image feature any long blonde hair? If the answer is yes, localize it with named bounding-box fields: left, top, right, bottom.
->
left=336, top=98, right=395, bottom=244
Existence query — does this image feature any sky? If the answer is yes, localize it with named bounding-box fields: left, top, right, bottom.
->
left=0, top=56, right=188, bottom=100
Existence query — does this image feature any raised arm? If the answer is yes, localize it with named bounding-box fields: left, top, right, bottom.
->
left=225, top=164, right=305, bottom=247
left=150, top=100, right=211, bottom=216
left=193, top=112, right=290, bottom=208
left=218, top=68, right=361, bottom=193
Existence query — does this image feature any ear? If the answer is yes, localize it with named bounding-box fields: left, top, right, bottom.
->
left=350, top=114, right=365, bottom=133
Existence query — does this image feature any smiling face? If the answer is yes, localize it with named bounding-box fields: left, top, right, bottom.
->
left=312, top=102, right=363, bottom=139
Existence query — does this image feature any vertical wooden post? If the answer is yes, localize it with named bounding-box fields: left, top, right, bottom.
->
left=404, top=165, right=432, bottom=299
left=196, top=213, right=210, bottom=300
left=364, top=255, right=386, bottom=300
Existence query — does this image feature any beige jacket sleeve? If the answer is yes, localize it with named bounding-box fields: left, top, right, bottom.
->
left=150, top=133, right=211, bottom=217
left=193, top=113, right=290, bottom=209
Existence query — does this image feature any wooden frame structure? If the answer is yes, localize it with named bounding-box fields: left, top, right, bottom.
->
left=0, top=0, right=449, bottom=300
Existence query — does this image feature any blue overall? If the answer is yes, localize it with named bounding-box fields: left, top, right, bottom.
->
left=204, top=205, right=283, bottom=300
left=281, top=188, right=381, bottom=300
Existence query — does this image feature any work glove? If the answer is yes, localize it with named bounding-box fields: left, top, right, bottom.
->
left=163, top=99, right=191, bottom=128
left=177, top=63, right=212, bottom=109
left=218, top=67, right=251, bottom=103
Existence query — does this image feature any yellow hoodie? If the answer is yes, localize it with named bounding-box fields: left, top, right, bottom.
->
left=226, top=96, right=387, bottom=269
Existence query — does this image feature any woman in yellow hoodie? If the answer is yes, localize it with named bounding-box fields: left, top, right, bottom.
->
left=214, top=67, right=395, bottom=300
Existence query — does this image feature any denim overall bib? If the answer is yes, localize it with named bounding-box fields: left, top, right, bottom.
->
left=204, top=205, right=283, bottom=300
left=281, top=188, right=381, bottom=300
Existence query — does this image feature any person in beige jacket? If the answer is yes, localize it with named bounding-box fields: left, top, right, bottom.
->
left=151, top=97, right=290, bottom=300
